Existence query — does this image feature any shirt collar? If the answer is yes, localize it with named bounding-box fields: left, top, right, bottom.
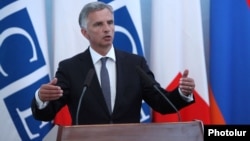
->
left=89, top=45, right=116, bottom=64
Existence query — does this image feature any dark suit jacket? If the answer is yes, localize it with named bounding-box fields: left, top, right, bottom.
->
left=31, top=48, right=194, bottom=125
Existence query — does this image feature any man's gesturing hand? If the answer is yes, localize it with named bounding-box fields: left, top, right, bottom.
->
left=179, top=69, right=195, bottom=95
left=38, top=78, right=63, bottom=102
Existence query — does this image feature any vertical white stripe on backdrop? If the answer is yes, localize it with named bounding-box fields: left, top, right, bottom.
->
left=52, top=0, right=94, bottom=74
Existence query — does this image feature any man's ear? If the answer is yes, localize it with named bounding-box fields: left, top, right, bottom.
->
left=81, top=29, right=89, bottom=40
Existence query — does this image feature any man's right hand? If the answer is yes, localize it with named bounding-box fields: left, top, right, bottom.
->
left=38, top=78, right=63, bottom=102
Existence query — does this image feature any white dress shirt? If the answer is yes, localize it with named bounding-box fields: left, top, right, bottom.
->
left=89, top=46, right=116, bottom=111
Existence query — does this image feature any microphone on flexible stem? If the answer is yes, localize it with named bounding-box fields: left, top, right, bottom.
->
left=136, top=66, right=182, bottom=122
left=75, top=69, right=95, bottom=125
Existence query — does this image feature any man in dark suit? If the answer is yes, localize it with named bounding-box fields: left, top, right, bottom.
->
left=31, top=1, right=195, bottom=125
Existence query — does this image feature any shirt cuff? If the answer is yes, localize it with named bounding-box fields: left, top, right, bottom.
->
left=178, top=88, right=194, bottom=102
left=35, top=89, right=49, bottom=109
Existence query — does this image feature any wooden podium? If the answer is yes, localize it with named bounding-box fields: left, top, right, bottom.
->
left=56, top=121, right=204, bottom=141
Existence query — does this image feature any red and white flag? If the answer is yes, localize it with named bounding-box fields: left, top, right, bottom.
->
left=150, top=0, right=210, bottom=124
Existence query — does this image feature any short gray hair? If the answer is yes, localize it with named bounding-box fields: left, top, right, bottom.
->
left=78, top=1, right=113, bottom=29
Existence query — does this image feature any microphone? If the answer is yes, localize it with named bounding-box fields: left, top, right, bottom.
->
left=75, top=69, right=95, bottom=125
left=136, top=66, right=182, bottom=122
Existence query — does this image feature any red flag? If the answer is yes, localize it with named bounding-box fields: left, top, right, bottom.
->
left=150, top=0, right=210, bottom=124
left=54, top=106, right=72, bottom=125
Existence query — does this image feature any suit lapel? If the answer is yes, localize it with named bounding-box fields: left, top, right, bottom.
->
left=112, top=50, right=127, bottom=114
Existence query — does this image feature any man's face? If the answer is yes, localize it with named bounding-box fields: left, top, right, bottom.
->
left=82, top=8, right=114, bottom=48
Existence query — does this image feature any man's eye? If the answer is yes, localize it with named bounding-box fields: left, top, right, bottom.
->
left=94, top=22, right=102, bottom=27
left=108, top=21, right=114, bottom=25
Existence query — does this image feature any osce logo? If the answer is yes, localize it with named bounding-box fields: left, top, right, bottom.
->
left=109, top=1, right=144, bottom=56
left=0, top=2, right=52, bottom=141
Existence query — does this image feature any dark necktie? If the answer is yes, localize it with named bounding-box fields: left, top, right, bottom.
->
left=100, top=57, right=112, bottom=113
